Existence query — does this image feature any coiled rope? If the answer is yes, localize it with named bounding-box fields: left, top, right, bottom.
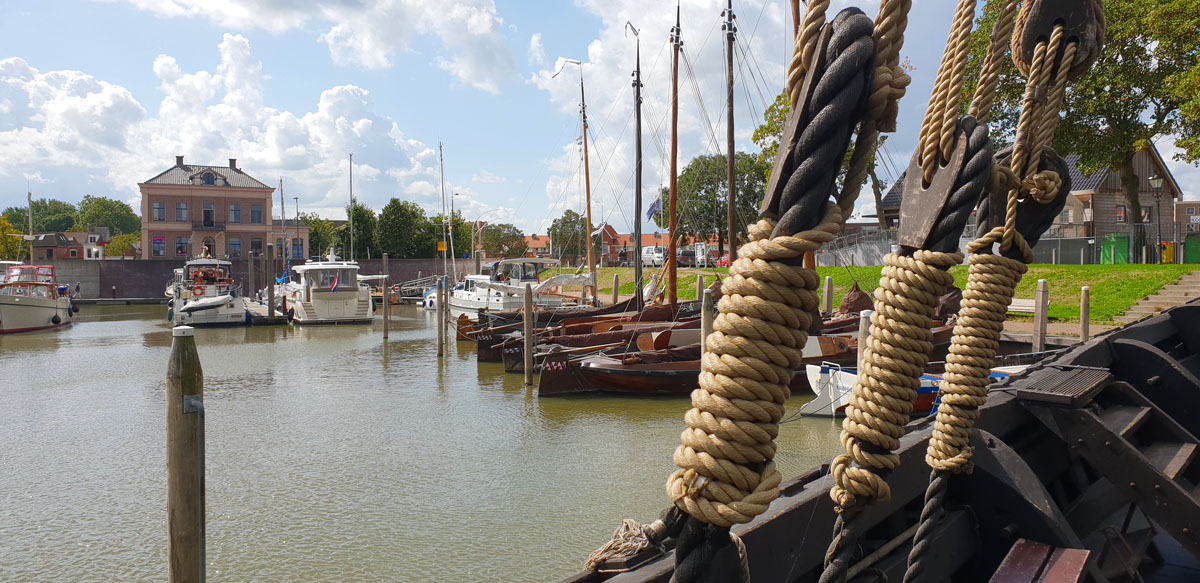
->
left=903, top=3, right=1103, bottom=581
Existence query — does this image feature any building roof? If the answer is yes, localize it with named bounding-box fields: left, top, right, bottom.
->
left=880, top=173, right=905, bottom=210
left=1063, top=154, right=1108, bottom=192
left=142, top=163, right=272, bottom=189
left=30, top=233, right=81, bottom=247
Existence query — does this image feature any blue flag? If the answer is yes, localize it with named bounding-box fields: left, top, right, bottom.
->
left=647, top=197, right=662, bottom=220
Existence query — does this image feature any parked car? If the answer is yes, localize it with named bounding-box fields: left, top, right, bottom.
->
left=641, top=246, right=665, bottom=267
left=678, top=249, right=696, bottom=268
left=716, top=254, right=730, bottom=267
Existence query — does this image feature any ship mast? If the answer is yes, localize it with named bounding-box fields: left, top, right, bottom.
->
left=628, top=22, right=644, bottom=310
left=348, top=152, right=354, bottom=261
left=724, top=0, right=738, bottom=262
left=439, top=142, right=448, bottom=278
left=668, top=3, right=681, bottom=306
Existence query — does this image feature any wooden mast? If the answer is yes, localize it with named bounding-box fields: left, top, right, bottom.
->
left=581, top=74, right=597, bottom=306
left=668, top=3, right=681, bottom=307
left=725, top=0, right=738, bottom=262
left=630, top=23, right=644, bottom=310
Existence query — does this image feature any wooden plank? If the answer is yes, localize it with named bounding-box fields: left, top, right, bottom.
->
left=1143, top=442, right=1198, bottom=480
left=1009, top=298, right=1037, bottom=314
left=989, top=539, right=1052, bottom=583
left=1035, top=547, right=1090, bottom=583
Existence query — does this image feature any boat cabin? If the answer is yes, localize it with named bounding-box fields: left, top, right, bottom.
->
left=0, top=265, right=65, bottom=299
left=293, top=262, right=360, bottom=296
left=489, top=258, right=557, bottom=284
left=185, top=259, right=233, bottom=286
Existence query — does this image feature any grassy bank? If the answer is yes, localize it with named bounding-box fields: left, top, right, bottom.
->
left=553, top=264, right=1196, bottom=324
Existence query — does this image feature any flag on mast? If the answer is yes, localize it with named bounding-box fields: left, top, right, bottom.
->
left=646, top=197, right=662, bottom=220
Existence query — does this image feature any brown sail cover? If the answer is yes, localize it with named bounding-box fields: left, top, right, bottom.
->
left=619, top=344, right=703, bottom=364
left=835, top=282, right=874, bottom=315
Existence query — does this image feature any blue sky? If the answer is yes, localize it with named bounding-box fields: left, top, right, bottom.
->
left=2, top=0, right=1194, bottom=237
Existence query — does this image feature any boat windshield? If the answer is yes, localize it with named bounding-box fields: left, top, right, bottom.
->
left=186, top=265, right=229, bottom=284
left=0, top=284, right=52, bottom=298
left=491, top=262, right=545, bottom=282
left=309, top=268, right=357, bottom=290
left=4, top=265, right=55, bottom=284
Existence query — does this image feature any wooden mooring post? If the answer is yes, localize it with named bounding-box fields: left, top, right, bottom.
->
left=166, top=326, right=204, bottom=583
left=524, top=284, right=534, bottom=386
left=266, top=245, right=276, bottom=319
left=1080, top=286, right=1090, bottom=341
left=436, top=278, right=445, bottom=358
left=246, top=253, right=255, bottom=302
left=382, top=253, right=389, bottom=340
left=1033, top=279, right=1049, bottom=352
left=857, top=310, right=872, bottom=372
left=823, top=276, right=833, bottom=313
left=701, top=288, right=714, bottom=354
left=696, top=275, right=704, bottom=300
left=612, top=273, right=619, bottom=306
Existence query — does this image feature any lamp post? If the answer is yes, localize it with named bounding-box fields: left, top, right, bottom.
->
left=1150, top=174, right=1165, bottom=263
left=471, top=208, right=502, bottom=273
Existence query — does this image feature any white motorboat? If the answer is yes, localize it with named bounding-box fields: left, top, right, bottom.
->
left=279, top=260, right=374, bottom=324
left=448, top=258, right=584, bottom=320
left=167, top=258, right=248, bottom=327
left=798, top=363, right=1027, bottom=417
left=0, top=263, right=76, bottom=334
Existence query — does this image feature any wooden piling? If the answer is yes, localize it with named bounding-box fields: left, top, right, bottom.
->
left=246, top=253, right=255, bottom=302
left=436, top=278, right=445, bottom=358
left=701, top=288, right=714, bottom=354
left=696, top=275, right=704, bottom=301
left=823, top=276, right=833, bottom=314
left=266, top=245, right=275, bottom=318
left=259, top=250, right=267, bottom=302
left=1033, top=279, right=1049, bottom=352
left=857, top=310, right=872, bottom=372
left=524, top=284, right=534, bottom=385
left=1081, top=286, right=1090, bottom=341
left=382, top=253, right=389, bottom=340
left=166, top=326, right=204, bottom=583
left=612, top=273, right=619, bottom=306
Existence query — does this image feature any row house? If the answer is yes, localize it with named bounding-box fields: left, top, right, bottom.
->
left=139, top=156, right=309, bottom=260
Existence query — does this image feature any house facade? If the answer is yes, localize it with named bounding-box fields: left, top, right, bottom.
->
left=31, top=233, right=84, bottom=260
left=139, top=156, right=308, bottom=260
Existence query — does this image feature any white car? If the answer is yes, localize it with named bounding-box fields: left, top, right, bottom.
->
left=641, top=247, right=665, bottom=267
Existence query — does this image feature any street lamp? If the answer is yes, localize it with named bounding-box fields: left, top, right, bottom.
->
left=471, top=208, right=503, bottom=273
left=1150, top=174, right=1165, bottom=263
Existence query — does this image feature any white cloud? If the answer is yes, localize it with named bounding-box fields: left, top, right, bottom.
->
left=472, top=169, right=505, bottom=184
left=0, top=34, right=471, bottom=220
left=528, top=33, right=547, bottom=67
left=122, top=0, right=517, bottom=94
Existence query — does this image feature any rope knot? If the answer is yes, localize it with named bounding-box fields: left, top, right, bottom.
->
left=1022, top=170, right=1061, bottom=204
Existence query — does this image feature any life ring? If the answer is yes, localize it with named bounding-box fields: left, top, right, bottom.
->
left=193, top=286, right=205, bottom=297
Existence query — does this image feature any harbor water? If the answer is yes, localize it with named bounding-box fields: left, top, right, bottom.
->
left=0, top=305, right=844, bottom=582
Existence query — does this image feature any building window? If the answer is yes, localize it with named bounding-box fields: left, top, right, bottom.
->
left=230, top=238, right=241, bottom=257
left=251, top=238, right=263, bottom=255
left=153, top=237, right=165, bottom=257
left=152, top=202, right=165, bottom=221
left=202, top=172, right=215, bottom=185
left=176, top=237, right=188, bottom=257
left=202, top=203, right=214, bottom=227
left=1116, top=205, right=1127, bottom=223
left=251, top=205, right=263, bottom=224
left=292, top=238, right=303, bottom=259
left=276, top=238, right=284, bottom=253
left=176, top=202, right=188, bottom=222
left=1189, top=207, right=1196, bottom=216
left=70, top=249, right=78, bottom=258
left=230, top=205, right=241, bottom=223
left=1142, top=207, right=1152, bottom=223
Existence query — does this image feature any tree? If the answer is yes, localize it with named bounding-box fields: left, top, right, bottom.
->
left=650, top=153, right=770, bottom=255
left=429, top=210, right=472, bottom=260
left=752, top=91, right=791, bottom=180
left=962, top=0, right=1200, bottom=223
left=338, top=201, right=378, bottom=260
left=105, top=233, right=141, bottom=257
left=299, top=212, right=337, bottom=259
left=0, top=218, right=26, bottom=260
left=548, top=209, right=595, bottom=263
left=73, top=195, right=140, bottom=235
left=481, top=223, right=528, bottom=257
left=2, top=198, right=77, bottom=233
left=376, top=198, right=434, bottom=259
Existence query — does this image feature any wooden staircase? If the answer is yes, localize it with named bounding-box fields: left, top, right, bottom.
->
left=1115, top=270, right=1200, bottom=324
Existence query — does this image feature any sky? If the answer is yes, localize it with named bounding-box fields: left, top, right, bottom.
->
left=1, top=0, right=1196, bottom=237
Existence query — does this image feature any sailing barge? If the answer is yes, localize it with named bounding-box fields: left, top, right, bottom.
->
left=566, top=303, right=1200, bottom=581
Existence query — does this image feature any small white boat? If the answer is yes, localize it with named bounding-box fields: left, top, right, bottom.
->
left=167, top=258, right=247, bottom=327
left=448, top=258, right=583, bottom=320
left=798, top=363, right=1027, bottom=417
left=0, top=263, right=76, bottom=334
left=279, top=260, right=374, bottom=324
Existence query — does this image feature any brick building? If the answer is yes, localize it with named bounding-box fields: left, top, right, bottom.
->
left=139, top=156, right=309, bottom=260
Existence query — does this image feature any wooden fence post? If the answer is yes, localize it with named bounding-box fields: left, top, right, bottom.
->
left=1080, top=286, right=1090, bottom=341
left=167, top=326, right=204, bottom=583
left=1080, top=247, right=1086, bottom=265
left=1033, top=279, right=1049, bottom=352
left=524, top=284, right=534, bottom=386
left=1051, top=248, right=1057, bottom=264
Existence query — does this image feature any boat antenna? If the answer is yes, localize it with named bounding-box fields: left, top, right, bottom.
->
left=348, top=152, right=355, bottom=261
left=26, top=190, right=33, bottom=262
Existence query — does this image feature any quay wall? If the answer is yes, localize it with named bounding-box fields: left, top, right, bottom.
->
left=43, top=258, right=477, bottom=299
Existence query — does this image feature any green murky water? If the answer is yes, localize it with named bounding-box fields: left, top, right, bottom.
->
left=0, top=305, right=843, bottom=582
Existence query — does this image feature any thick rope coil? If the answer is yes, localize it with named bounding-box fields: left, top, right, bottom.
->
left=829, top=248, right=961, bottom=510
left=669, top=206, right=842, bottom=528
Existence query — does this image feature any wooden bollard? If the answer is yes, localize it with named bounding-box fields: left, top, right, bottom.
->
left=1080, top=286, right=1090, bottom=341
left=701, top=288, right=714, bottom=354
left=524, top=284, right=534, bottom=385
left=259, top=249, right=267, bottom=301
left=857, top=310, right=873, bottom=372
left=1052, top=248, right=1057, bottom=264
left=823, top=276, right=833, bottom=314
left=246, top=253, right=255, bottom=303
left=1080, top=247, right=1086, bottom=265
left=266, top=245, right=276, bottom=319
left=166, top=326, right=204, bottom=583
left=436, top=278, right=445, bottom=358
left=612, top=273, right=619, bottom=306
left=1033, top=279, right=1049, bottom=352
left=696, top=275, right=704, bottom=300
left=382, top=253, right=389, bottom=339
left=1142, top=246, right=1148, bottom=264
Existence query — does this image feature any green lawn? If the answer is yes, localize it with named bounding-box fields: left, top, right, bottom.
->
left=552, top=264, right=1197, bottom=325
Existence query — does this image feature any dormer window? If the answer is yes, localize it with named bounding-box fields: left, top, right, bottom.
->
left=202, top=172, right=216, bottom=185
